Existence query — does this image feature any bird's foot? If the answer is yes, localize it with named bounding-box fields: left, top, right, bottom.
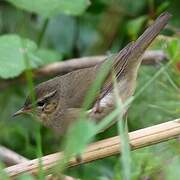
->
left=75, top=154, right=82, bottom=163
left=93, top=100, right=103, bottom=114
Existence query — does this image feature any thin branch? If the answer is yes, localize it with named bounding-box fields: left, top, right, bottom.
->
left=36, top=50, right=168, bottom=76
left=0, top=50, right=167, bottom=90
left=0, top=146, right=76, bottom=179
left=36, top=55, right=105, bottom=77
left=0, top=146, right=28, bottom=166
left=4, top=119, right=180, bottom=178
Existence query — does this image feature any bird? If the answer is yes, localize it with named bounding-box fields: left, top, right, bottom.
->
left=13, top=12, right=171, bottom=135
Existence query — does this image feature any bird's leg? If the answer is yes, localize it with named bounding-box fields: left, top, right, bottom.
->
left=75, top=154, right=82, bottom=163
left=92, top=99, right=103, bottom=113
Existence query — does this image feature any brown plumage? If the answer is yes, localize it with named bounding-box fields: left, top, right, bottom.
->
left=13, top=12, right=171, bottom=135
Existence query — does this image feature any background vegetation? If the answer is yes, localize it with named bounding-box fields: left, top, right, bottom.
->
left=0, top=0, right=179, bottom=179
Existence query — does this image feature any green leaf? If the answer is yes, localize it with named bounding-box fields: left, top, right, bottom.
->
left=17, top=174, right=35, bottom=180
left=165, top=157, right=180, bottom=180
left=0, top=34, right=62, bottom=79
left=82, top=56, right=113, bottom=110
left=166, top=38, right=180, bottom=61
left=127, top=16, right=147, bottom=40
left=150, top=36, right=180, bottom=62
left=119, top=0, right=146, bottom=15
left=36, top=48, right=62, bottom=65
left=0, top=163, right=9, bottom=180
left=156, top=1, right=170, bottom=14
left=7, top=0, right=90, bottom=17
left=114, top=79, right=132, bottom=180
left=0, top=34, right=42, bottom=79
left=64, top=119, right=96, bottom=156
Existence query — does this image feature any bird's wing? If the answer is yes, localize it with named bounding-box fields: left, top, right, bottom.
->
left=97, top=42, right=134, bottom=100
left=97, top=12, right=171, bottom=101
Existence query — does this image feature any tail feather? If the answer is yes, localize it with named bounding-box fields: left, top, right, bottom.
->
left=99, top=12, right=171, bottom=100
left=131, top=12, right=171, bottom=61
left=99, top=42, right=134, bottom=99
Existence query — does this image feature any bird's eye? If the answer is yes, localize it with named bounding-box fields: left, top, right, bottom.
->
left=37, top=101, right=45, bottom=107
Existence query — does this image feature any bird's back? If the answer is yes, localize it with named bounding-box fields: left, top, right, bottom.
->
left=56, top=66, right=98, bottom=109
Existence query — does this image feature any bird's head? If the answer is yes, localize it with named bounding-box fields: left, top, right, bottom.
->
left=13, top=80, right=59, bottom=121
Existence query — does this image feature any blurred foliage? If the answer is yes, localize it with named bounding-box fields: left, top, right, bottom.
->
left=0, top=0, right=179, bottom=179
left=0, top=34, right=61, bottom=78
left=7, top=0, right=90, bottom=17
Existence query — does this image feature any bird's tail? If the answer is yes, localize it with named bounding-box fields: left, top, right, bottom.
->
left=130, top=12, right=171, bottom=63
left=99, top=12, right=171, bottom=99
left=115, top=12, right=171, bottom=72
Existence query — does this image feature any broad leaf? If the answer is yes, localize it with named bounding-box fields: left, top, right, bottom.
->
left=37, top=48, right=62, bottom=65
left=0, top=34, right=61, bottom=79
left=7, top=0, right=90, bottom=17
left=127, top=16, right=147, bottom=40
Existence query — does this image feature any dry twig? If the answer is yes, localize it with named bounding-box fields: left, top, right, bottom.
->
left=35, top=50, right=168, bottom=76
left=0, top=146, right=28, bottom=166
left=0, top=50, right=167, bottom=90
left=4, top=119, right=180, bottom=178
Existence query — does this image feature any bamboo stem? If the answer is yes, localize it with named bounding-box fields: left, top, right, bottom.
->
left=0, top=147, right=76, bottom=179
left=4, top=119, right=180, bottom=178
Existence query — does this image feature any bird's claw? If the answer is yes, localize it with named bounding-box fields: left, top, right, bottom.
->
left=93, top=100, right=103, bottom=114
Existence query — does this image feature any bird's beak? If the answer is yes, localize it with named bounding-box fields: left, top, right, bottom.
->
left=12, top=107, right=26, bottom=117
